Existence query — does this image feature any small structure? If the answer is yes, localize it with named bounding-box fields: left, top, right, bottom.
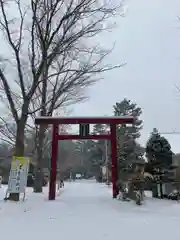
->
left=76, top=173, right=82, bottom=179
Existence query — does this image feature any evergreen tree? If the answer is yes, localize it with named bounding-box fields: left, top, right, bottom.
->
left=146, top=128, right=172, bottom=167
left=145, top=128, right=174, bottom=198
left=113, top=99, right=144, bottom=182
left=113, top=99, right=142, bottom=138
left=92, top=123, right=108, bottom=160
left=74, top=139, right=96, bottom=177
left=92, top=124, right=107, bottom=179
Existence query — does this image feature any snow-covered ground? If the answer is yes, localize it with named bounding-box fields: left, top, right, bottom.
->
left=1, top=180, right=180, bottom=240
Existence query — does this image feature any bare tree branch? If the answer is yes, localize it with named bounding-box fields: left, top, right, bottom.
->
left=0, top=117, right=16, bottom=145
left=0, top=0, right=123, bottom=123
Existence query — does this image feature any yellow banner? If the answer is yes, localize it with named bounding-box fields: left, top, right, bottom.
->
left=11, top=156, right=30, bottom=170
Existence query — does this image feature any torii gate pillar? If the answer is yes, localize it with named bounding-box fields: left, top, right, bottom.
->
left=35, top=116, right=134, bottom=200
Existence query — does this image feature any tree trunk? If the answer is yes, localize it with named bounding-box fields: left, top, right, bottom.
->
left=107, top=169, right=110, bottom=185
left=128, top=183, right=136, bottom=200
left=33, top=125, right=45, bottom=193
left=33, top=62, right=48, bottom=193
left=152, top=183, right=158, bottom=198
left=7, top=120, right=26, bottom=201
left=159, top=182, right=163, bottom=198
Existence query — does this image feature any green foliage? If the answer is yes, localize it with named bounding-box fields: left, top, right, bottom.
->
left=113, top=99, right=142, bottom=138
left=145, top=129, right=174, bottom=198
left=113, top=98, right=144, bottom=180
left=146, top=128, right=173, bottom=167
left=80, top=124, right=110, bottom=179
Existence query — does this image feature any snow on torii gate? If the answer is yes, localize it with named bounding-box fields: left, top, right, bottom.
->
left=35, top=116, right=134, bottom=200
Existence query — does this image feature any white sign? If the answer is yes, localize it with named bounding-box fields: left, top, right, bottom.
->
left=6, top=157, right=30, bottom=194
left=76, top=174, right=81, bottom=179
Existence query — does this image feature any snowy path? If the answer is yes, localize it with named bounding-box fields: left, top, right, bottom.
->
left=1, top=181, right=180, bottom=240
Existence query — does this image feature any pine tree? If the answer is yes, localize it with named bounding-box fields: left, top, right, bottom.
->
left=113, top=99, right=142, bottom=139
left=113, top=99, right=144, bottom=182
left=92, top=123, right=109, bottom=161
left=146, top=128, right=172, bottom=167
left=145, top=128, right=174, bottom=198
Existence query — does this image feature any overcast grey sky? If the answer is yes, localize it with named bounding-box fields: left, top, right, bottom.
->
left=71, top=0, right=180, bottom=153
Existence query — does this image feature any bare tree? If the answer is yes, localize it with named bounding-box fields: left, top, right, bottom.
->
left=0, top=0, right=123, bottom=200
left=27, top=0, right=123, bottom=192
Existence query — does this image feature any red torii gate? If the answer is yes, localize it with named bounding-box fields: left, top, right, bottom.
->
left=35, top=116, right=134, bottom=200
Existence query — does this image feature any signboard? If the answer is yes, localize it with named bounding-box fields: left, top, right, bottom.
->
left=79, top=123, right=89, bottom=138
left=6, top=156, right=30, bottom=194
left=76, top=174, right=81, bottom=179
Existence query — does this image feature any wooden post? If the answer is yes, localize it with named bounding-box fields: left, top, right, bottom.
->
left=110, top=124, right=118, bottom=198
left=49, top=124, right=58, bottom=200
